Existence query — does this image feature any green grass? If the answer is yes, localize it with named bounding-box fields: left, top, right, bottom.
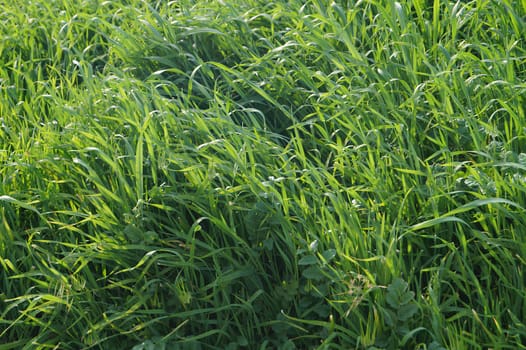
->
left=0, top=0, right=525, bottom=348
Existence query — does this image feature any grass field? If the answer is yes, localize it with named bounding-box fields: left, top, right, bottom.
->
left=0, top=0, right=525, bottom=348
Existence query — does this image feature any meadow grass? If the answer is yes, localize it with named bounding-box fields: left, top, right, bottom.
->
left=0, top=0, right=525, bottom=348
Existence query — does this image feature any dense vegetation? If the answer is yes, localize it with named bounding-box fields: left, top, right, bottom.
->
left=0, top=0, right=525, bottom=348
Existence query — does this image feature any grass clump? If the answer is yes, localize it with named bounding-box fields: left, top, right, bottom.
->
left=1, top=0, right=525, bottom=349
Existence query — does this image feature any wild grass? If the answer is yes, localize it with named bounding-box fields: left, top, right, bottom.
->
left=0, top=0, right=525, bottom=348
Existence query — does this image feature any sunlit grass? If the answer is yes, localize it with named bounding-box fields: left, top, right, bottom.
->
left=0, top=0, right=525, bottom=348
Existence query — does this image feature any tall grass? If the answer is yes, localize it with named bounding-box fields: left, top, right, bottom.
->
left=1, top=0, right=525, bottom=348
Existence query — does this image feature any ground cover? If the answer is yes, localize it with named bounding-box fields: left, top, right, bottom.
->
left=0, top=0, right=525, bottom=348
